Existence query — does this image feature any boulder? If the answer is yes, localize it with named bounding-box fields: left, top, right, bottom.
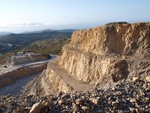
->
left=29, top=102, right=45, bottom=113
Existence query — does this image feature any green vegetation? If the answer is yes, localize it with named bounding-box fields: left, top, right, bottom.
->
left=0, top=53, right=13, bottom=65
left=0, top=31, right=73, bottom=52
left=22, top=38, right=71, bottom=55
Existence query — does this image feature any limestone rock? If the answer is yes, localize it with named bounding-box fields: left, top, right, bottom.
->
left=43, top=101, right=51, bottom=108
left=58, top=99, right=65, bottom=105
left=22, top=102, right=32, bottom=107
left=17, top=107, right=24, bottom=112
left=75, top=99, right=82, bottom=105
left=29, top=102, right=45, bottom=113
left=130, top=98, right=136, bottom=103
left=112, top=102, right=119, bottom=109
left=72, top=103, right=79, bottom=112
left=81, top=106, right=90, bottom=111
left=89, top=98, right=99, bottom=105
left=129, top=107, right=136, bottom=113
left=146, top=76, right=150, bottom=82
left=133, top=77, right=140, bottom=82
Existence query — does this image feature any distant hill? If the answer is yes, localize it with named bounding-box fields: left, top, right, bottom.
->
left=57, top=29, right=78, bottom=32
left=21, top=29, right=76, bottom=34
left=0, top=30, right=74, bottom=52
left=0, top=32, right=12, bottom=37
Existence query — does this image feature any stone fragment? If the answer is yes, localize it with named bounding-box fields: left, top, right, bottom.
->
left=133, top=77, right=140, bottom=82
left=58, top=99, right=65, bottom=105
left=146, top=76, right=150, bottom=82
left=61, top=109, right=70, bottom=113
left=89, top=98, right=99, bottom=105
left=8, top=100, right=14, bottom=105
left=130, top=98, right=136, bottom=103
left=129, top=107, right=136, bottom=113
left=29, top=102, right=45, bottom=113
left=72, top=103, right=79, bottom=112
left=81, top=106, right=90, bottom=111
left=22, top=102, right=32, bottom=107
left=42, top=100, right=51, bottom=107
left=75, top=98, right=82, bottom=105
left=17, top=107, right=24, bottom=112
left=112, top=102, right=119, bottom=109
left=27, top=94, right=34, bottom=98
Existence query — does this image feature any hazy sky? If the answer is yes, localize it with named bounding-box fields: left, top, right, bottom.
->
left=0, top=0, right=150, bottom=33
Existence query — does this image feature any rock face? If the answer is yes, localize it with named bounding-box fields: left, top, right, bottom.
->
left=24, top=22, right=150, bottom=95
left=70, top=22, right=150, bottom=56
left=11, top=54, right=50, bottom=65
left=58, top=22, right=150, bottom=84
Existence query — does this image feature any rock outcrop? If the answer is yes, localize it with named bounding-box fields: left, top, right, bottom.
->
left=24, top=22, right=150, bottom=96
left=69, top=22, right=150, bottom=56
left=58, top=22, right=150, bottom=85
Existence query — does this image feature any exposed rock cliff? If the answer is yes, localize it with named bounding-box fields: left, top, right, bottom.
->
left=69, top=22, right=150, bottom=56
left=58, top=22, right=150, bottom=84
left=24, top=22, right=150, bottom=96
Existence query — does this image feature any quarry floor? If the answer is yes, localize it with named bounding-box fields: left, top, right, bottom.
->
left=0, top=72, right=42, bottom=97
left=0, top=55, right=56, bottom=96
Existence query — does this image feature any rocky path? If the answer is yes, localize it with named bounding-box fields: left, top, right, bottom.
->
left=48, top=57, right=93, bottom=92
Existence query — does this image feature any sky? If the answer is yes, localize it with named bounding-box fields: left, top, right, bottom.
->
left=0, top=0, right=150, bottom=33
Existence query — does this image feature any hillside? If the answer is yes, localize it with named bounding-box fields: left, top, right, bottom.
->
left=0, top=30, right=73, bottom=52
left=22, top=38, right=71, bottom=55
left=0, top=38, right=71, bottom=65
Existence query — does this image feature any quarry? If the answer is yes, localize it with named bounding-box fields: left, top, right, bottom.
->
left=0, top=22, right=150, bottom=113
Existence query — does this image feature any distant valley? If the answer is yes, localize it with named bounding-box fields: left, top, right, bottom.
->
left=0, top=29, right=75, bottom=53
